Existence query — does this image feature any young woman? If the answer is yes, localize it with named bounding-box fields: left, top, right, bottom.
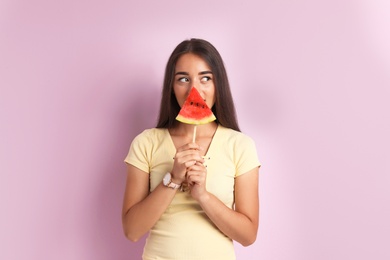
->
left=122, top=38, right=261, bottom=260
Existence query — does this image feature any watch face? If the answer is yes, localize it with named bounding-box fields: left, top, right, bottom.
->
left=163, top=172, right=171, bottom=186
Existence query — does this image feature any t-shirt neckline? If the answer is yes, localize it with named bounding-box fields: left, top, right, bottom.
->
left=165, top=124, right=220, bottom=158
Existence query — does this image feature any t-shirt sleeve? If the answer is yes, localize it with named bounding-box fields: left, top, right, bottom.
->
left=235, top=135, right=261, bottom=177
left=124, top=131, right=150, bottom=173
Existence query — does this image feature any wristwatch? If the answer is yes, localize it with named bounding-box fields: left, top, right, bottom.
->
left=163, top=172, right=181, bottom=189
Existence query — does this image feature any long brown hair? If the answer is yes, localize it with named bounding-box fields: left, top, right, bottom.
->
left=156, top=38, right=240, bottom=132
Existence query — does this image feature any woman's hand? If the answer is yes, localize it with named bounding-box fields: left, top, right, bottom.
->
left=171, top=143, right=204, bottom=184
left=186, top=161, right=208, bottom=201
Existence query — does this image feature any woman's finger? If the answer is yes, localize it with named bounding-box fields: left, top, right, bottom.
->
left=176, top=142, right=203, bottom=153
left=187, top=168, right=206, bottom=183
left=187, top=162, right=206, bottom=172
left=175, top=152, right=204, bottom=165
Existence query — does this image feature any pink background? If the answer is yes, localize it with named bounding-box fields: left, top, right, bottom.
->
left=1, top=0, right=389, bottom=259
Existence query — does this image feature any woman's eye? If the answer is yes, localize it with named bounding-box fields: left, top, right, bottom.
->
left=178, top=77, right=189, bottom=82
left=201, top=76, right=211, bottom=82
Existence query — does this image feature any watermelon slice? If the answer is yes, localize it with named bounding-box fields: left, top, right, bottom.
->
left=176, top=87, right=216, bottom=125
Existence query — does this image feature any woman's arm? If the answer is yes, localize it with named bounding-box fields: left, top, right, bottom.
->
left=121, top=165, right=178, bottom=242
left=187, top=166, right=260, bottom=246
left=122, top=143, right=204, bottom=241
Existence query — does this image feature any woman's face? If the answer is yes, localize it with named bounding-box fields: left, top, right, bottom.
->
left=173, top=53, right=216, bottom=109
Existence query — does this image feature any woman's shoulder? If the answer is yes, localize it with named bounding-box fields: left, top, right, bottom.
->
left=129, top=128, right=167, bottom=150
left=139, top=127, right=166, bottom=135
left=218, top=125, right=254, bottom=142
left=134, top=127, right=166, bottom=141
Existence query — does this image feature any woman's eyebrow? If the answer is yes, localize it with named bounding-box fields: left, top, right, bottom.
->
left=175, top=71, right=189, bottom=76
left=174, top=71, right=213, bottom=76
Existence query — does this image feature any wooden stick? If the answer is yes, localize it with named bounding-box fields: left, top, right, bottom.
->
left=192, top=125, right=197, bottom=143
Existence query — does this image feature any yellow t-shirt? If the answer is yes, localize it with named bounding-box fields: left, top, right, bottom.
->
left=125, top=125, right=261, bottom=260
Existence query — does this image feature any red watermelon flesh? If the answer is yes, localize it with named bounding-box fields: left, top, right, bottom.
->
left=176, top=87, right=216, bottom=125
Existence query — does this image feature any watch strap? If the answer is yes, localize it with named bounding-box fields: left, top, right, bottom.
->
left=163, top=172, right=181, bottom=189
left=167, top=180, right=181, bottom=189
